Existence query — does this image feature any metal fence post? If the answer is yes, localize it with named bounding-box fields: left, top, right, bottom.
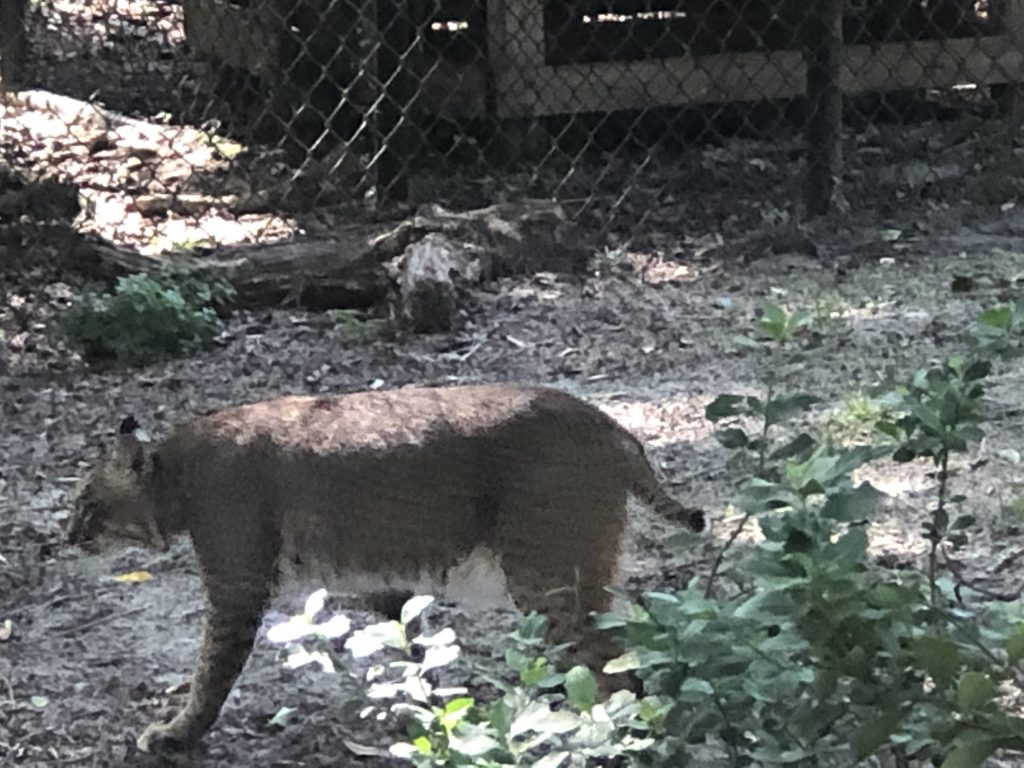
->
left=803, top=0, right=844, bottom=218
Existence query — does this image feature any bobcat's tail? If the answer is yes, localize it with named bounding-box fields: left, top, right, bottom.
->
left=621, top=431, right=705, bottom=533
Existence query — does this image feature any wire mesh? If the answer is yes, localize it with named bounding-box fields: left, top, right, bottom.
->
left=0, top=0, right=1020, bottom=254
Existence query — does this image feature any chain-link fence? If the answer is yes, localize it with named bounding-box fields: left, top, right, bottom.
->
left=1, top=0, right=1022, bottom=257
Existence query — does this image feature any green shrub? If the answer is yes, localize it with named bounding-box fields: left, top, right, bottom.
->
left=330, top=309, right=387, bottom=345
left=53, top=268, right=235, bottom=366
left=269, top=594, right=653, bottom=766
left=597, top=303, right=1024, bottom=768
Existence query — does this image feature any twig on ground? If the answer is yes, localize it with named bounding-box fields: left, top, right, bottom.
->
left=944, top=552, right=1024, bottom=603
left=0, top=673, right=14, bottom=705
left=53, top=607, right=145, bottom=637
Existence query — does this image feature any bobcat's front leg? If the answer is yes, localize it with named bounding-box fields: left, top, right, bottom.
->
left=138, top=585, right=269, bottom=753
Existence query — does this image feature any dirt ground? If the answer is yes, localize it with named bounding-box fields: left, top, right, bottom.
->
left=4, top=209, right=1024, bottom=765
left=5, top=0, right=1024, bottom=764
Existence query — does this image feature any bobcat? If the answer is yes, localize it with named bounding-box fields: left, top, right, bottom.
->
left=67, top=383, right=704, bottom=754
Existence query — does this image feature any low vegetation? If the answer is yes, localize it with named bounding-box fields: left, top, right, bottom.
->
left=52, top=268, right=235, bottom=366
left=270, top=300, right=1024, bottom=767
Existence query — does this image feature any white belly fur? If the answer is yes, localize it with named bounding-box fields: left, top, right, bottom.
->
left=277, top=498, right=647, bottom=615
left=278, top=544, right=518, bottom=611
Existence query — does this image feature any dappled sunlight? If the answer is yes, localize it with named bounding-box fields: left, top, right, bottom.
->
left=44, top=0, right=185, bottom=47
left=597, top=389, right=727, bottom=447
left=1, top=90, right=300, bottom=251
left=868, top=463, right=934, bottom=500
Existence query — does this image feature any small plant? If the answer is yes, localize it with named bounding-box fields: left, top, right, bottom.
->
left=823, top=392, right=893, bottom=445
left=52, top=268, right=235, bottom=366
left=810, top=290, right=848, bottom=337
left=329, top=309, right=387, bottom=345
left=269, top=593, right=653, bottom=767
left=704, top=301, right=820, bottom=594
left=972, top=301, right=1024, bottom=359
left=604, top=415, right=1024, bottom=767
left=876, top=355, right=989, bottom=604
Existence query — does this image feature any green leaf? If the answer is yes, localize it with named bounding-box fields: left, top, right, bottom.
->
left=1007, top=626, right=1024, bottom=664
left=513, top=612, right=549, bottom=642
left=957, top=672, right=996, bottom=711
left=849, top=709, right=902, bottom=758
left=762, top=301, right=787, bottom=324
left=827, top=526, right=868, bottom=565
left=950, top=514, right=976, bottom=531
left=440, top=697, right=475, bottom=730
left=565, top=666, right=598, bottom=711
left=787, top=309, right=813, bottom=333
left=760, top=301, right=789, bottom=341
left=978, top=306, right=1013, bottom=331
left=448, top=723, right=503, bottom=757
left=715, top=428, right=750, bottom=449
left=821, top=483, right=881, bottom=522
left=875, top=419, right=903, bottom=440
left=941, top=737, right=1001, bottom=768
left=488, top=699, right=514, bottom=736
left=345, top=621, right=408, bottom=657
left=764, top=394, right=819, bottom=428
left=401, top=595, right=435, bottom=625
left=591, top=612, right=627, bottom=631
left=680, top=678, right=715, bottom=696
left=892, top=445, right=918, bottom=462
left=911, top=636, right=960, bottom=687
left=51, top=270, right=232, bottom=367
left=706, top=395, right=746, bottom=421
left=603, top=651, right=641, bottom=674
left=963, top=359, right=992, bottom=383
left=509, top=703, right=579, bottom=737
left=769, top=433, right=816, bottom=462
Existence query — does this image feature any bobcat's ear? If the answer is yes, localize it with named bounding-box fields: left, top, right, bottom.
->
left=114, top=415, right=148, bottom=474
left=118, top=416, right=140, bottom=435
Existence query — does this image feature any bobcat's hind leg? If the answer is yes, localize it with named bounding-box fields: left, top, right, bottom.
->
left=500, top=496, right=627, bottom=684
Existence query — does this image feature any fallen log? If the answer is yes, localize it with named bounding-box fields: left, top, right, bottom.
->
left=87, top=200, right=592, bottom=325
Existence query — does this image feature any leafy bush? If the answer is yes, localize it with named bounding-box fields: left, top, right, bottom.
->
left=597, top=303, right=1024, bottom=767
left=53, top=268, right=235, bottom=366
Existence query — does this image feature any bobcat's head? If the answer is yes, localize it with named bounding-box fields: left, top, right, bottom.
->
left=67, top=416, right=168, bottom=552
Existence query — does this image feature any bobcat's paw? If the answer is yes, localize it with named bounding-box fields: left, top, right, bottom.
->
left=137, top=720, right=197, bottom=754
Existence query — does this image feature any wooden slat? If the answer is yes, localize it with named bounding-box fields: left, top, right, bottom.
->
left=493, top=35, right=1024, bottom=116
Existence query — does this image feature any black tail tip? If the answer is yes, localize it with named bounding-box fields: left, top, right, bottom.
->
left=687, top=509, right=707, bottom=533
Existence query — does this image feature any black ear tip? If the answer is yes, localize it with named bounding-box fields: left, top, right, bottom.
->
left=119, top=416, right=140, bottom=435
left=688, top=509, right=707, bottom=533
